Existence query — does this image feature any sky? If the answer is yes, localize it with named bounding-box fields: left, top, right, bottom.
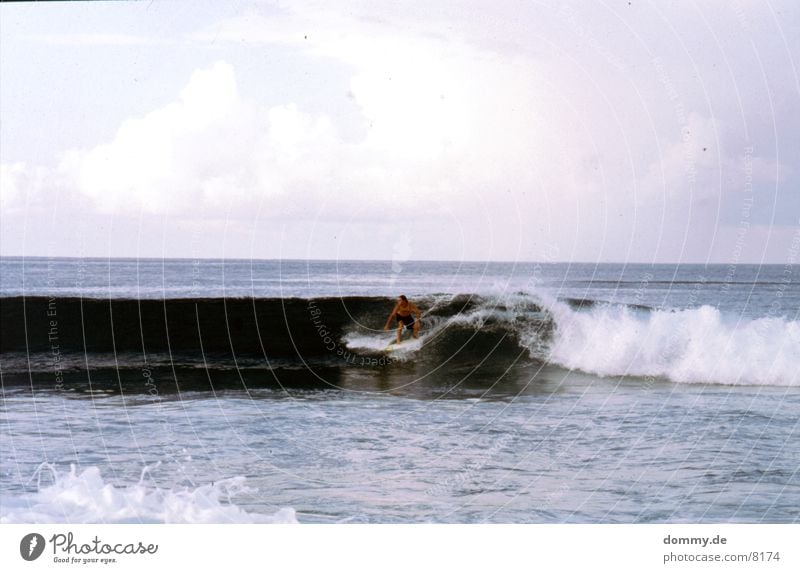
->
left=1, top=0, right=798, bottom=263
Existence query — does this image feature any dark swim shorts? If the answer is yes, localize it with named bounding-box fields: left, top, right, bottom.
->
left=396, top=314, right=415, bottom=327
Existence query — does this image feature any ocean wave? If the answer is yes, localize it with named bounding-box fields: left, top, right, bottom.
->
left=546, top=301, right=799, bottom=387
left=0, top=464, right=297, bottom=524
left=343, top=293, right=798, bottom=386
left=2, top=294, right=796, bottom=388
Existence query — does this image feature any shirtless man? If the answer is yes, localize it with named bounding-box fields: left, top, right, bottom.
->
left=384, top=295, right=421, bottom=344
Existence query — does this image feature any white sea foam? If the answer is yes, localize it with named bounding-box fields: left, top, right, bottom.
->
left=343, top=332, right=426, bottom=362
left=343, top=314, right=451, bottom=358
left=544, top=301, right=799, bottom=387
left=342, top=291, right=798, bottom=386
left=0, top=464, right=298, bottom=524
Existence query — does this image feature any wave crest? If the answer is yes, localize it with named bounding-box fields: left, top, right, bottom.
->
left=0, top=464, right=297, bottom=524
left=546, top=302, right=799, bottom=386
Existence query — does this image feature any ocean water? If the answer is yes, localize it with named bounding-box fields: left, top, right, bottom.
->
left=1, top=257, right=798, bottom=523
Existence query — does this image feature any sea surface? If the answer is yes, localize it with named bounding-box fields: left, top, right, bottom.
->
left=1, top=257, right=798, bottom=523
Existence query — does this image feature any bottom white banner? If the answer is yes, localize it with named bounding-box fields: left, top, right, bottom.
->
left=1, top=524, right=797, bottom=572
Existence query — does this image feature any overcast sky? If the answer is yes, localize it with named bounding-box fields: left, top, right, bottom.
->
left=1, top=0, right=798, bottom=263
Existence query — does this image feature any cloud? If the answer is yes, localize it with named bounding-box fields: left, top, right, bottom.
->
left=0, top=163, right=25, bottom=210
left=57, top=40, right=560, bottom=226
left=0, top=162, right=48, bottom=211
left=41, top=16, right=795, bottom=262
left=60, top=62, right=256, bottom=214
left=4, top=2, right=798, bottom=261
left=30, top=33, right=167, bottom=47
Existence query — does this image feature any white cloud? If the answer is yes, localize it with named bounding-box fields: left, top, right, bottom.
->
left=30, top=33, right=167, bottom=47
left=0, top=163, right=25, bottom=209
left=60, top=62, right=251, bottom=213
left=0, top=162, right=48, bottom=211
left=4, top=1, right=798, bottom=261
left=57, top=39, right=563, bottom=227
left=45, top=24, right=761, bottom=262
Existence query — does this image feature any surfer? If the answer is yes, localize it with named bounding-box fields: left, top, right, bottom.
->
left=384, top=295, right=421, bottom=344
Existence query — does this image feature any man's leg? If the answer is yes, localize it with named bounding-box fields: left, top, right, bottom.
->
left=412, top=319, right=420, bottom=338
left=396, top=322, right=403, bottom=344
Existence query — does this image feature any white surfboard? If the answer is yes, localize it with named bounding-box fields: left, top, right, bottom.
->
left=385, top=339, right=403, bottom=352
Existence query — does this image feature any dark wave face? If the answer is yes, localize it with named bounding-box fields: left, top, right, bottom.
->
left=0, top=295, right=552, bottom=395
left=1, top=295, right=394, bottom=355
left=2, top=291, right=796, bottom=393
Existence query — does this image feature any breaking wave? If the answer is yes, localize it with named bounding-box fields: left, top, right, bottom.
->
left=1, top=293, right=796, bottom=387
left=0, top=463, right=297, bottom=524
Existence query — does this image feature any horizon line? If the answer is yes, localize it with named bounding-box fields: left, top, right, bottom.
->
left=0, top=254, right=786, bottom=266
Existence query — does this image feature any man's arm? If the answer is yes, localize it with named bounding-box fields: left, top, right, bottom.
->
left=384, top=303, right=400, bottom=329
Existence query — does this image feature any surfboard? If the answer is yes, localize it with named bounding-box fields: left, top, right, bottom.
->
left=385, top=334, right=421, bottom=352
